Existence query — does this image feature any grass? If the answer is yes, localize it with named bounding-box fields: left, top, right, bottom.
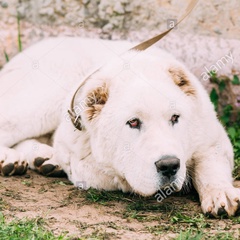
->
left=84, top=189, right=123, bottom=203
left=0, top=198, right=8, bottom=211
left=176, top=229, right=204, bottom=240
left=1, top=12, right=22, bottom=65
left=175, top=229, right=238, bottom=240
left=171, top=213, right=207, bottom=227
left=0, top=214, right=67, bottom=240
left=3, top=50, right=9, bottom=63
left=17, top=12, right=22, bottom=52
left=79, top=189, right=240, bottom=238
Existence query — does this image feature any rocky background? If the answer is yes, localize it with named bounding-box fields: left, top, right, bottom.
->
left=1, top=0, right=240, bottom=38
left=0, top=0, right=240, bottom=86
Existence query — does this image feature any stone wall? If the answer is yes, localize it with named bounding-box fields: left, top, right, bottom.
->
left=1, top=0, right=240, bottom=39
left=0, top=0, right=240, bottom=80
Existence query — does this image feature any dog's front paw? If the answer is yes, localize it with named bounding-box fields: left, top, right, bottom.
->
left=0, top=148, right=28, bottom=176
left=201, top=187, right=240, bottom=217
left=19, top=142, right=66, bottom=178
left=33, top=156, right=66, bottom=178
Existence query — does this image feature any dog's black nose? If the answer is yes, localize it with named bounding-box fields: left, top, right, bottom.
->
left=155, top=156, right=180, bottom=177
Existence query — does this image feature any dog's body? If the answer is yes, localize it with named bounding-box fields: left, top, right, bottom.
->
left=0, top=37, right=239, bottom=217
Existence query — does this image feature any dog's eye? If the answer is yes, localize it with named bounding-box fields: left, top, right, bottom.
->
left=127, top=118, right=142, bottom=129
left=170, top=114, right=180, bottom=125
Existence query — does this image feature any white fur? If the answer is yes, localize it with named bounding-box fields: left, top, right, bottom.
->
left=0, top=37, right=239, bottom=217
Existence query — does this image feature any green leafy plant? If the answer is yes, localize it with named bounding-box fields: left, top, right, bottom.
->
left=209, top=71, right=240, bottom=178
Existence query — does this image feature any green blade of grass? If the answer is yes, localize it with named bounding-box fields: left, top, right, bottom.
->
left=3, top=50, right=9, bottom=62
left=17, top=12, right=22, bottom=52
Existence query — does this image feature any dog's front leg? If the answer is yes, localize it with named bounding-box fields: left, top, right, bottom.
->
left=192, top=143, right=240, bottom=217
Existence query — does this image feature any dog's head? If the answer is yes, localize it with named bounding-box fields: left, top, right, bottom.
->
left=76, top=51, right=198, bottom=196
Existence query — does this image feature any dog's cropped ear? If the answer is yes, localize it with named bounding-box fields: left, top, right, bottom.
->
left=168, top=68, right=195, bottom=96
left=84, top=83, right=109, bottom=121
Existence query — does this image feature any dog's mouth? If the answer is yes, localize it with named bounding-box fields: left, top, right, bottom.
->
left=130, top=176, right=185, bottom=197
left=159, top=175, right=185, bottom=193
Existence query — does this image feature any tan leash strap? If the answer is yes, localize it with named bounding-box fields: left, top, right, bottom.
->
left=69, top=0, right=199, bottom=131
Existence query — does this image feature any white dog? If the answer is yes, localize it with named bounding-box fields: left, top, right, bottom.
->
left=0, top=37, right=239, bottom=217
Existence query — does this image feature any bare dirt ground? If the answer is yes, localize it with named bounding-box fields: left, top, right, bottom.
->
left=0, top=171, right=240, bottom=240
